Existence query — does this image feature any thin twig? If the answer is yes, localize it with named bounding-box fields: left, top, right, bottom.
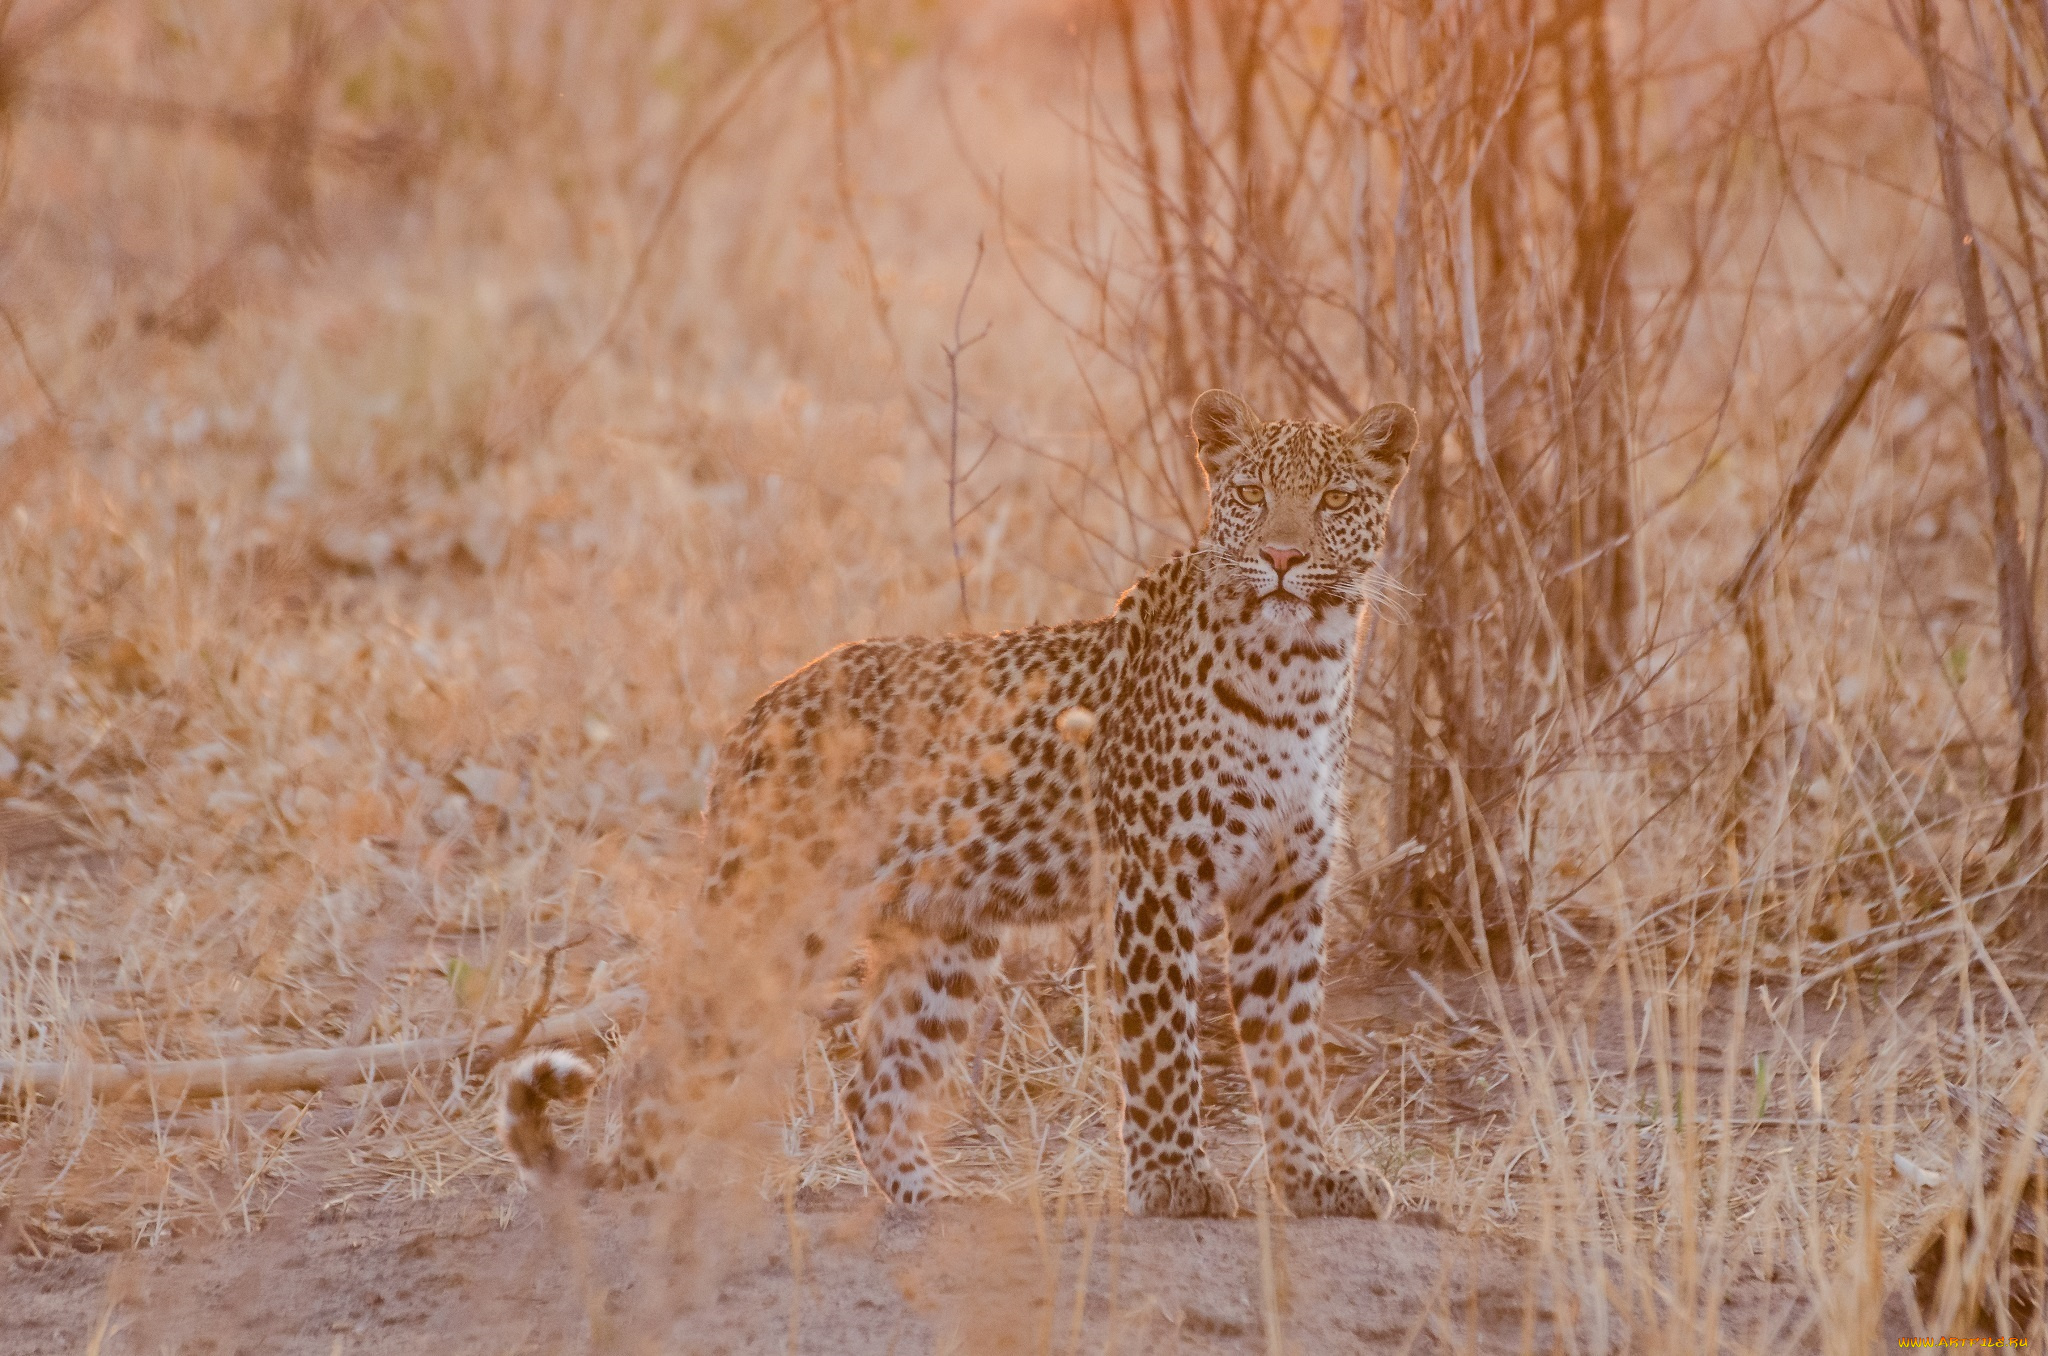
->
left=504, top=12, right=826, bottom=453
left=942, top=236, right=993, bottom=627
left=1718, top=287, right=1920, bottom=829
left=0, top=303, right=61, bottom=419
left=476, top=935, right=579, bottom=1075
left=1721, top=288, right=1922, bottom=609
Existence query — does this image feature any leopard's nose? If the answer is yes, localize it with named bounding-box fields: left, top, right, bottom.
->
left=1263, top=545, right=1305, bottom=575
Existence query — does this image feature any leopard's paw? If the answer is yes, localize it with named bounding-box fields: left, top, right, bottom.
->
left=1280, top=1166, right=1389, bottom=1219
left=1127, top=1164, right=1239, bottom=1218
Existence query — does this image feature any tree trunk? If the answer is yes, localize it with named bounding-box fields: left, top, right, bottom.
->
left=1914, top=0, right=2048, bottom=854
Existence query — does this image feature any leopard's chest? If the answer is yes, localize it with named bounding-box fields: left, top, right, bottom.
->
left=1202, top=628, right=1349, bottom=792
left=1105, top=613, right=1354, bottom=901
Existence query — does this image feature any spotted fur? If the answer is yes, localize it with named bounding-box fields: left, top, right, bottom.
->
left=499, top=390, right=1417, bottom=1217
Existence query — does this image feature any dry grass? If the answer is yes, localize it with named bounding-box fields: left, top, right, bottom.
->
left=6, top=0, right=2048, bottom=1349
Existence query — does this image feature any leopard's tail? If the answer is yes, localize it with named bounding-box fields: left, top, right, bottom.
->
left=497, top=1049, right=598, bottom=1186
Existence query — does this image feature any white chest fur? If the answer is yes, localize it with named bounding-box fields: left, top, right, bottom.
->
left=1193, top=605, right=1357, bottom=902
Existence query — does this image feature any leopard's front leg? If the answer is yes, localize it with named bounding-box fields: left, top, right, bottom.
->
left=1112, top=861, right=1237, bottom=1218
left=1227, top=852, right=1382, bottom=1217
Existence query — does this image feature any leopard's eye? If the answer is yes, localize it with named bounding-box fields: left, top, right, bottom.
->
left=1234, top=485, right=1266, bottom=507
left=1320, top=490, right=1355, bottom=511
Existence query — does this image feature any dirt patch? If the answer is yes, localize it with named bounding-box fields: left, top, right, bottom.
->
left=6, top=1185, right=1569, bottom=1355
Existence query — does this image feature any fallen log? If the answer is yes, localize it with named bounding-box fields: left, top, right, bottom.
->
left=0, top=987, right=643, bottom=1104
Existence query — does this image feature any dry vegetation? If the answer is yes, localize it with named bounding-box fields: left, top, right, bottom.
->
left=8, top=0, right=2048, bottom=1350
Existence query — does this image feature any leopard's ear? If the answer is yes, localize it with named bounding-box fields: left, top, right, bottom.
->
left=1345, top=401, right=1418, bottom=490
left=1191, top=389, right=1262, bottom=481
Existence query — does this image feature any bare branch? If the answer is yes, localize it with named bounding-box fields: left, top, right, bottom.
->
left=3, top=989, right=644, bottom=1105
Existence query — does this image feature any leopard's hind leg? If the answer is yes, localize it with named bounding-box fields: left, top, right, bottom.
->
left=842, top=924, right=1002, bottom=1205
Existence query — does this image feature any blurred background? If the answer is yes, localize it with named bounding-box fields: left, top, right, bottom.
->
left=7, top=0, right=2048, bottom=1347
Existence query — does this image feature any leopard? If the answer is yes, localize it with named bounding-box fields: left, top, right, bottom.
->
left=499, top=388, right=1417, bottom=1219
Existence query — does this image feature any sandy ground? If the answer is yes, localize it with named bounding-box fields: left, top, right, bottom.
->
left=5, top=1182, right=1579, bottom=1355
left=5, top=967, right=1931, bottom=1354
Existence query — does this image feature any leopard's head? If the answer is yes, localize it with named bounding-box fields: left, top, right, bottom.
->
left=1190, top=389, right=1417, bottom=613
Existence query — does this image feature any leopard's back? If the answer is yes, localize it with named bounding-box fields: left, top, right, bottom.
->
left=702, top=615, right=1127, bottom=933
